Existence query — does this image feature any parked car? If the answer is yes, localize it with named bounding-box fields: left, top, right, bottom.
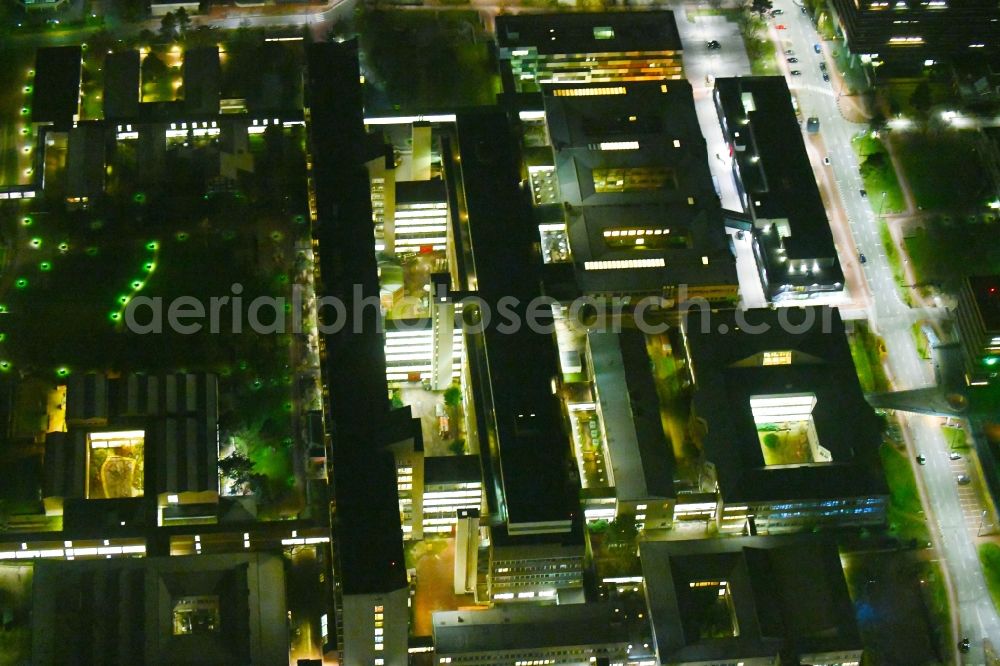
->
left=776, top=24, right=787, bottom=29
left=790, top=69, right=802, bottom=76
left=859, top=189, right=868, bottom=198
left=957, top=474, right=971, bottom=485
left=707, top=40, right=722, bottom=50
left=949, top=452, right=962, bottom=460
left=819, top=61, right=828, bottom=70
left=822, top=72, right=830, bottom=82
left=814, top=43, right=822, bottom=53
left=916, top=454, right=927, bottom=465
left=785, top=49, right=795, bottom=55
left=823, top=156, right=831, bottom=165
left=801, top=5, right=808, bottom=13
left=772, top=8, right=784, bottom=15
left=859, top=253, right=867, bottom=264
left=959, top=638, right=971, bottom=653
left=787, top=57, right=799, bottom=63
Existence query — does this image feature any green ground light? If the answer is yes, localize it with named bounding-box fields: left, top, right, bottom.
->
left=39, top=261, right=51, bottom=271
left=56, top=367, right=70, bottom=377
left=133, top=192, right=146, bottom=204
left=29, top=238, right=41, bottom=248
left=0, top=361, right=10, bottom=372
left=15, top=278, right=27, bottom=289
left=21, top=217, right=31, bottom=226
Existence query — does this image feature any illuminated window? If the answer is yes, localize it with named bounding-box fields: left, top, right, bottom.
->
left=593, top=26, right=615, bottom=40
left=171, top=596, right=220, bottom=635
left=552, top=86, right=626, bottom=97
left=584, top=258, right=665, bottom=270
left=762, top=351, right=792, bottom=366
left=592, top=167, right=674, bottom=193
left=87, top=431, right=145, bottom=499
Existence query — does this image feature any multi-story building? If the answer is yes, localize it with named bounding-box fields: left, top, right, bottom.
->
left=488, top=524, right=586, bottom=604
left=496, top=11, right=684, bottom=93
left=422, top=454, right=483, bottom=535
left=828, top=0, right=1000, bottom=66
left=432, top=602, right=649, bottom=665
left=535, top=79, right=738, bottom=306
left=683, top=307, right=888, bottom=533
left=955, top=275, right=1000, bottom=385
left=306, top=40, right=416, bottom=666
left=31, top=553, right=288, bottom=665
left=715, top=77, right=844, bottom=303
left=640, top=536, right=863, bottom=666
left=587, top=329, right=675, bottom=531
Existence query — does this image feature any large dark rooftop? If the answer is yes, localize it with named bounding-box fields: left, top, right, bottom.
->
left=32, top=46, right=82, bottom=129
left=496, top=11, right=682, bottom=56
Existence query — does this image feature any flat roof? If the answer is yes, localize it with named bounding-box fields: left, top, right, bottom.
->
left=306, top=40, right=406, bottom=595
left=542, top=81, right=737, bottom=294
left=103, top=50, right=140, bottom=120
left=683, top=307, right=886, bottom=504
left=32, top=553, right=287, bottom=665
left=32, top=46, right=82, bottom=128
left=183, top=47, right=221, bottom=115
left=640, top=535, right=861, bottom=664
left=496, top=11, right=682, bottom=55
left=968, top=275, right=1000, bottom=331
left=67, top=121, right=106, bottom=199
left=715, top=77, right=843, bottom=291
left=589, top=329, right=674, bottom=502
left=424, top=454, right=482, bottom=487
left=456, top=109, right=577, bottom=529
left=433, top=602, right=629, bottom=655
left=395, top=178, right=447, bottom=206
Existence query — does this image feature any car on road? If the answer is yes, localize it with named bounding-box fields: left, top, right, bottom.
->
left=949, top=452, right=962, bottom=460
left=819, top=61, right=827, bottom=70
left=916, top=454, right=927, bottom=465
left=801, top=5, right=808, bottom=12
left=785, top=49, right=795, bottom=55
left=790, top=69, right=802, bottom=76
left=957, top=474, right=971, bottom=485
left=823, top=156, right=831, bottom=165
left=822, top=72, right=830, bottom=82
left=814, top=43, right=822, bottom=53
left=707, top=40, right=722, bottom=50
left=859, top=253, right=867, bottom=264
left=787, top=57, right=799, bottom=63
left=776, top=24, right=787, bottom=30
left=772, top=8, right=784, bottom=15
left=859, top=189, right=868, bottom=198
left=959, top=638, right=971, bottom=653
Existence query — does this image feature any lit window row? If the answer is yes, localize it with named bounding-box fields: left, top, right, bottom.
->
left=584, top=258, right=665, bottom=270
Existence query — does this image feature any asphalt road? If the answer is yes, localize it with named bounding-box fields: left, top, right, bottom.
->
left=768, top=0, right=1000, bottom=659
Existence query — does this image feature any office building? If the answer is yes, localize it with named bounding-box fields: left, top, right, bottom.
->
left=488, top=524, right=586, bottom=604
left=715, top=77, right=844, bottom=302
left=683, top=307, right=888, bottom=533
left=306, top=39, right=415, bottom=665
left=31, top=553, right=288, bottom=665
left=587, top=330, right=674, bottom=530
left=829, top=0, right=1000, bottom=66
left=956, top=275, right=1000, bottom=384
left=432, top=602, right=641, bottom=665
left=640, top=536, right=863, bottom=666
left=536, top=79, right=738, bottom=305
left=496, top=11, right=684, bottom=93
left=422, top=454, right=483, bottom=535
left=31, top=46, right=82, bottom=130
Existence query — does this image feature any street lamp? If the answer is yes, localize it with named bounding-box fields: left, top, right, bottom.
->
left=877, top=191, right=887, bottom=217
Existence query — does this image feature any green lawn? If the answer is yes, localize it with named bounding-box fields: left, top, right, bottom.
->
left=848, top=321, right=891, bottom=393
left=748, top=36, right=779, bottom=76
left=853, top=134, right=905, bottom=214
left=979, top=542, right=1000, bottom=613
left=912, top=322, right=930, bottom=359
left=880, top=444, right=921, bottom=516
left=890, top=131, right=991, bottom=212
left=900, top=218, right=1000, bottom=288
left=879, top=221, right=905, bottom=289
left=942, top=425, right=968, bottom=451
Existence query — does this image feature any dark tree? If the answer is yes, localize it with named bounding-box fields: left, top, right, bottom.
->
left=910, top=81, right=933, bottom=118
left=159, top=11, right=177, bottom=41
left=175, top=7, right=191, bottom=35
left=218, top=451, right=255, bottom=485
